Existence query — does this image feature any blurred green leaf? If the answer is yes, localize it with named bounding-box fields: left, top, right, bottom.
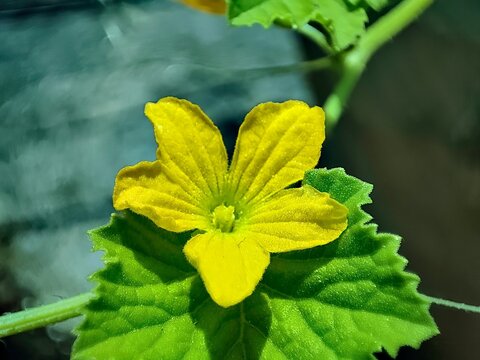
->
left=346, top=0, right=391, bottom=11
left=227, top=0, right=394, bottom=50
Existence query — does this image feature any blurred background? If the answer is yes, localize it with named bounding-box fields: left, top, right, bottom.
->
left=0, top=0, right=478, bottom=358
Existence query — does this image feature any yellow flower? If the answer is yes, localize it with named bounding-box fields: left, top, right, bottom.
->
left=113, top=97, right=348, bottom=308
left=180, top=0, right=226, bottom=14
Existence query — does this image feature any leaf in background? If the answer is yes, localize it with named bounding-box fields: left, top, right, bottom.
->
left=72, top=168, right=438, bottom=359
left=346, top=0, right=391, bottom=12
left=227, top=0, right=368, bottom=50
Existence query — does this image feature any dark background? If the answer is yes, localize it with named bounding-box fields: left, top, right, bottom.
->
left=1, top=0, right=479, bottom=359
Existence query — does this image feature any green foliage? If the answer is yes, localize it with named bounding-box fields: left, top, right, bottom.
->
left=227, top=0, right=392, bottom=50
left=72, top=168, right=438, bottom=359
left=347, top=0, right=391, bottom=11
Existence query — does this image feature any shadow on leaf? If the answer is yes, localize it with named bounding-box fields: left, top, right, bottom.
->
left=189, top=277, right=272, bottom=359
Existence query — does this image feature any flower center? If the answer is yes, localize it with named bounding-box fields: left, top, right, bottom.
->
left=212, top=204, right=236, bottom=232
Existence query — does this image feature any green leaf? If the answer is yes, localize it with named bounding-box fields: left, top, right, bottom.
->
left=73, top=168, right=438, bottom=359
left=227, top=0, right=368, bottom=50
left=346, top=0, right=391, bottom=12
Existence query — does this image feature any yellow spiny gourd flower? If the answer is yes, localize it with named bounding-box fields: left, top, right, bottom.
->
left=180, top=0, right=226, bottom=14
left=113, top=97, right=348, bottom=308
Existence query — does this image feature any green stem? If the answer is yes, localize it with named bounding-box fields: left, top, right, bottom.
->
left=426, top=296, right=480, bottom=313
left=297, top=24, right=333, bottom=55
left=323, top=0, right=434, bottom=129
left=238, top=57, right=333, bottom=76
left=360, top=0, right=434, bottom=59
left=0, top=293, right=93, bottom=338
left=150, top=57, right=333, bottom=79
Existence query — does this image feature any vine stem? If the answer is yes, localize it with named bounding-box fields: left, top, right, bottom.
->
left=200, top=56, right=333, bottom=78
left=323, top=0, right=434, bottom=129
left=425, top=296, right=480, bottom=313
left=237, top=57, right=333, bottom=75
left=297, top=24, right=333, bottom=55
left=0, top=293, right=93, bottom=338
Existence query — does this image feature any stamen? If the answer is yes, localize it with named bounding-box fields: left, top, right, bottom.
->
left=212, top=204, right=236, bottom=232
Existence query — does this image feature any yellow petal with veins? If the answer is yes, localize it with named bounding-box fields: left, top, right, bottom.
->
left=228, top=101, right=325, bottom=207
left=184, top=231, right=270, bottom=307
left=145, top=97, right=228, bottom=209
left=114, top=161, right=210, bottom=232
left=244, top=185, right=348, bottom=252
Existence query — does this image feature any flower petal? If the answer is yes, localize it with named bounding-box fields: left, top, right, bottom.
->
left=243, top=185, right=348, bottom=252
left=181, top=0, right=226, bottom=14
left=228, top=100, right=325, bottom=206
left=113, top=161, right=210, bottom=232
left=183, top=231, right=270, bottom=308
left=145, top=97, right=228, bottom=205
